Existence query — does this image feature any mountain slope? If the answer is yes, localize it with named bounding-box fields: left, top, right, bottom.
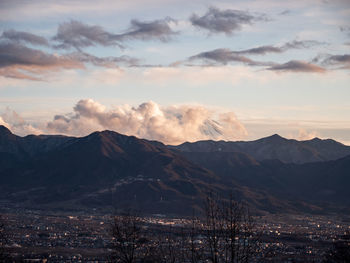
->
left=170, top=134, right=350, bottom=164
left=0, top=127, right=227, bottom=214
left=177, top=150, right=350, bottom=211
left=0, top=125, right=73, bottom=160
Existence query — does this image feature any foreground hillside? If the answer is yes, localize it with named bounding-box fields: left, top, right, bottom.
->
left=0, top=125, right=349, bottom=215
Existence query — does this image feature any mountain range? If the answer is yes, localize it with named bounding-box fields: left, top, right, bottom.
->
left=169, top=134, right=350, bottom=164
left=1, top=125, right=350, bottom=215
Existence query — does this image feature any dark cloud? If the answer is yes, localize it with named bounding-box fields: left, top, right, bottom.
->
left=53, top=20, right=123, bottom=50
left=234, top=40, right=323, bottom=56
left=0, top=42, right=83, bottom=80
left=67, top=52, right=139, bottom=67
left=190, top=6, right=267, bottom=35
left=117, top=18, right=177, bottom=42
left=188, top=40, right=323, bottom=66
left=0, top=39, right=141, bottom=80
left=322, top=54, right=350, bottom=69
left=189, top=48, right=271, bottom=66
left=311, top=53, right=327, bottom=64
left=326, top=54, right=350, bottom=63
left=233, top=46, right=283, bottom=55
left=339, top=26, right=350, bottom=34
left=282, top=40, right=324, bottom=50
left=279, top=9, right=291, bottom=15
left=267, top=60, right=326, bottom=73
left=1, top=29, right=49, bottom=46
left=0, top=42, right=81, bottom=68
left=53, top=18, right=177, bottom=50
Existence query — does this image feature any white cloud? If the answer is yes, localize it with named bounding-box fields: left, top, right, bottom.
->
left=296, top=128, right=319, bottom=140
left=46, top=99, right=247, bottom=144
left=0, top=116, right=10, bottom=129
left=0, top=108, right=42, bottom=135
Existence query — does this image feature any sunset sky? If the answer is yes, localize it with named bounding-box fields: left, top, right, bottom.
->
left=1, top=0, right=350, bottom=145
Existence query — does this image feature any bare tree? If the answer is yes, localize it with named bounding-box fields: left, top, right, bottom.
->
left=203, top=193, right=224, bottom=263
left=202, top=193, right=258, bottom=263
left=223, top=196, right=257, bottom=263
left=110, top=211, right=147, bottom=263
left=155, top=226, right=183, bottom=263
left=186, top=215, right=203, bottom=263
left=108, top=195, right=259, bottom=263
left=154, top=217, right=204, bottom=263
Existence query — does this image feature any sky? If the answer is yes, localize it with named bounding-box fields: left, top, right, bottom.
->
left=0, top=0, right=350, bottom=145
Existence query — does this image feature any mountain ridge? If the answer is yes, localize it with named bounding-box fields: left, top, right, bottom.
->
left=169, top=133, right=350, bottom=164
left=1, top=125, right=349, bottom=215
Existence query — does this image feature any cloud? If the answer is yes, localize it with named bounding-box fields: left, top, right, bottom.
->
left=53, top=19, right=177, bottom=50
left=339, top=25, right=350, bottom=36
left=189, top=48, right=272, bottom=66
left=47, top=99, right=247, bottom=144
left=0, top=108, right=42, bottom=135
left=117, top=17, right=177, bottom=42
left=187, top=40, right=323, bottom=66
left=322, top=54, right=350, bottom=69
left=190, top=6, right=267, bottom=35
left=233, top=40, right=322, bottom=56
left=233, top=46, right=283, bottom=56
left=0, top=42, right=79, bottom=68
left=1, top=29, right=49, bottom=46
left=0, top=41, right=138, bottom=80
left=235, top=40, right=323, bottom=55
left=281, top=40, right=324, bottom=50
left=267, top=60, right=326, bottom=73
left=297, top=128, right=319, bottom=140
left=53, top=20, right=124, bottom=50
left=279, top=9, right=291, bottom=15
left=195, top=40, right=324, bottom=60
left=326, top=54, right=350, bottom=63
left=0, top=42, right=84, bottom=80
left=67, top=52, right=139, bottom=68
left=0, top=116, right=10, bottom=129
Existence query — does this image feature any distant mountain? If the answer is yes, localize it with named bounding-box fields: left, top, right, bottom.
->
left=0, top=126, right=226, bottom=214
left=0, top=125, right=349, bottom=215
left=178, top=151, right=350, bottom=210
left=0, top=125, right=73, bottom=159
left=170, top=134, right=350, bottom=164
